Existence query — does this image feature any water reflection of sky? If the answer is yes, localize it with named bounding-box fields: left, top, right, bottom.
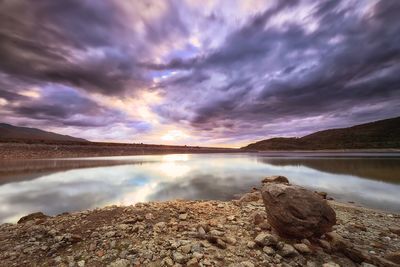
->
left=0, top=153, right=399, bottom=223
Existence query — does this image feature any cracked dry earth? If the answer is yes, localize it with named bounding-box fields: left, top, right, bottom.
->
left=0, top=197, right=399, bottom=267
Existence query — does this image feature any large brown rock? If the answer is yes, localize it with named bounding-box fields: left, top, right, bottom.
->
left=262, top=175, right=289, bottom=184
left=261, top=183, right=336, bottom=238
left=17, top=212, right=49, bottom=224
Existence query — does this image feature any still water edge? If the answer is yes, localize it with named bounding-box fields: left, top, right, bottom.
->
left=0, top=153, right=399, bottom=223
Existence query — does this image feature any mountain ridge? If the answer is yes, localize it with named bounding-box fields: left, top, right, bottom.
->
left=0, top=123, right=88, bottom=142
left=243, top=116, right=400, bottom=150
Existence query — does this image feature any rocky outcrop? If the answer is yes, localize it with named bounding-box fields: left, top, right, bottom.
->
left=261, top=175, right=289, bottom=184
left=261, top=183, right=336, bottom=238
left=17, top=212, right=49, bottom=224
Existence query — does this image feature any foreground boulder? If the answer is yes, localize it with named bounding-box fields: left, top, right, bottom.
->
left=261, top=183, right=336, bottom=238
left=262, top=175, right=289, bottom=184
left=17, top=212, right=49, bottom=224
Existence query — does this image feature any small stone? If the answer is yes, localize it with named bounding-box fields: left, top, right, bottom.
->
left=117, top=224, right=129, bottom=230
left=302, top=239, right=311, bottom=246
left=252, top=212, right=266, bottom=225
left=173, top=252, right=186, bottom=264
left=162, top=257, right=174, bottom=267
left=322, top=262, right=340, bottom=267
left=224, top=235, right=237, bottom=245
left=145, top=213, right=153, bottom=220
left=191, top=242, right=202, bottom=253
left=360, top=263, right=377, bottom=267
left=198, top=226, right=206, bottom=236
left=280, top=244, right=298, bottom=257
left=97, top=250, right=105, bottom=257
left=180, top=244, right=192, bottom=254
left=155, top=221, right=166, bottom=229
left=227, top=215, right=235, bottom=221
left=263, top=246, right=275, bottom=255
left=119, top=250, right=128, bottom=259
left=179, top=213, right=188, bottom=220
left=192, top=252, right=203, bottom=259
left=187, top=258, right=199, bottom=267
left=105, top=231, right=116, bottom=238
left=247, top=241, right=256, bottom=249
left=254, top=233, right=278, bottom=247
left=70, top=234, right=83, bottom=243
left=240, top=261, right=255, bottom=267
left=77, top=260, right=85, bottom=267
left=89, top=243, right=96, bottom=251
left=318, top=239, right=331, bottom=251
left=107, top=259, right=130, bottom=267
left=216, top=238, right=227, bottom=249
left=293, top=243, right=311, bottom=254
left=209, top=230, right=223, bottom=236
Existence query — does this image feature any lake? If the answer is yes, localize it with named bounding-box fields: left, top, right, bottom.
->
left=0, top=152, right=399, bottom=223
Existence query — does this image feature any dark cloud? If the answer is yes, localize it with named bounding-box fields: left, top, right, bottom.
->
left=1, top=0, right=399, bottom=144
left=0, top=0, right=189, bottom=96
left=150, top=0, right=400, bottom=141
left=6, top=86, right=128, bottom=128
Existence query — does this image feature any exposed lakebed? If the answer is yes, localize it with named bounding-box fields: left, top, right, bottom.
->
left=0, top=152, right=399, bottom=223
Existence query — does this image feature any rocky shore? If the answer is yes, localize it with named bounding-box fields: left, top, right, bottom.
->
left=0, top=179, right=399, bottom=267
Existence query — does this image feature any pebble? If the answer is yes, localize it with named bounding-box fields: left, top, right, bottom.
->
left=105, top=231, right=116, bottom=238
left=279, top=243, right=298, bottom=257
left=322, top=262, right=340, bottom=267
left=162, top=257, right=174, bottom=266
left=293, top=243, right=311, bottom=254
left=263, top=246, right=275, bottom=255
left=197, top=226, right=206, bottom=236
left=254, top=233, right=278, bottom=247
left=247, top=241, right=256, bottom=249
left=180, top=244, right=192, bottom=254
left=179, top=213, right=188, bottom=220
left=187, top=258, right=199, bottom=267
left=173, top=252, right=186, bottom=264
left=107, top=259, right=130, bottom=267
left=224, top=235, right=237, bottom=245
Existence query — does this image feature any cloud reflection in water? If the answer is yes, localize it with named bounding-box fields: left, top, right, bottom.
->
left=0, top=153, right=399, bottom=223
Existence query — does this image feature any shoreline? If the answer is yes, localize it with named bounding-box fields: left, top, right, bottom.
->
left=1, top=141, right=399, bottom=161
left=1, top=191, right=399, bottom=266
left=0, top=142, right=242, bottom=161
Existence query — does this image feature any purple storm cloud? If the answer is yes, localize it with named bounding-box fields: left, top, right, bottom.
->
left=0, top=0, right=399, bottom=146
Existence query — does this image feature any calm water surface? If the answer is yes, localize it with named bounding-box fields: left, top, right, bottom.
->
left=0, top=153, right=399, bottom=223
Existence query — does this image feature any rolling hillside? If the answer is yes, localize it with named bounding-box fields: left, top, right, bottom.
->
left=0, top=123, right=88, bottom=142
left=243, top=117, right=400, bottom=150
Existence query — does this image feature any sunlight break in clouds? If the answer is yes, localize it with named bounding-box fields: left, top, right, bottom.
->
left=0, top=0, right=399, bottom=146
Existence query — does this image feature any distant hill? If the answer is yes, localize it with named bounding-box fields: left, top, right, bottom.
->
left=243, top=117, right=400, bottom=150
left=0, top=123, right=88, bottom=142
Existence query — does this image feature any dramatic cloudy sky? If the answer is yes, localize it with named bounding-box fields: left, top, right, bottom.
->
left=0, top=0, right=399, bottom=147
